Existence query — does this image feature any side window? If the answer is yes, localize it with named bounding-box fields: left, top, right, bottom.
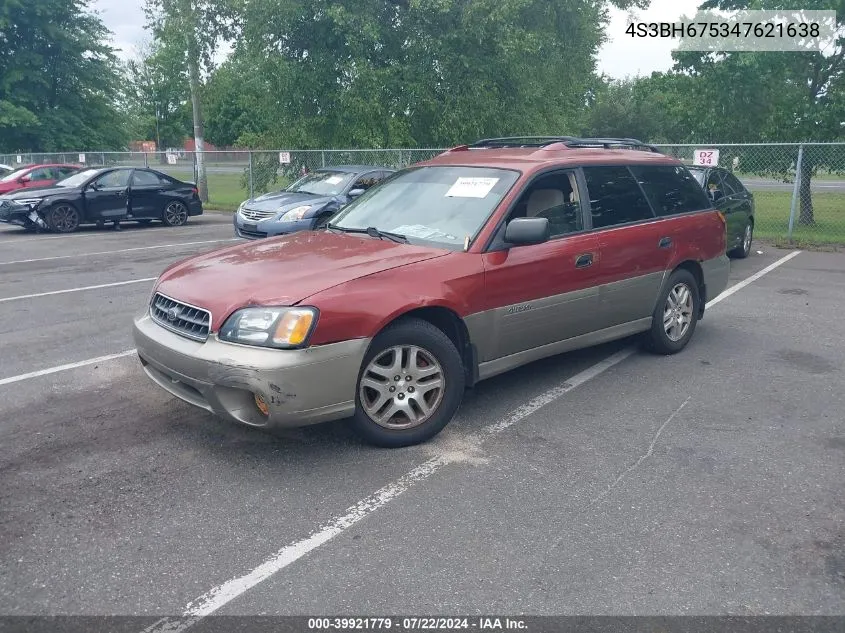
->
left=94, top=170, right=131, bottom=189
left=29, top=167, right=54, bottom=180
left=132, top=170, right=165, bottom=186
left=630, top=165, right=712, bottom=217
left=351, top=172, right=381, bottom=192
left=583, top=166, right=654, bottom=228
left=57, top=167, right=78, bottom=178
left=508, top=170, right=583, bottom=238
left=721, top=172, right=745, bottom=195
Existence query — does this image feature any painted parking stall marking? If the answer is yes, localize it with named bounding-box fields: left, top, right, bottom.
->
left=0, top=277, right=156, bottom=303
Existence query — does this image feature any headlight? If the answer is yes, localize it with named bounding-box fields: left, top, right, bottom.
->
left=218, top=306, right=318, bottom=349
left=237, top=201, right=247, bottom=213
left=279, top=205, right=313, bottom=222
left=16, top=198, right=44, bottom=208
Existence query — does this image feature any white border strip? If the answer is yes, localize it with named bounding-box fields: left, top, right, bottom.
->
left=0, top=278, right=156, bottom=303
left=0, top=239, right=237, bottom=265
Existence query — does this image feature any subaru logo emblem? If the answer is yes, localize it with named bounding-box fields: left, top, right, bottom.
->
left=166, top=306, right=180, bottom=322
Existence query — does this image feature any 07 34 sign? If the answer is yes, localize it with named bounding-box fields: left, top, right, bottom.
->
left=693, top=149, right=720, bottom=167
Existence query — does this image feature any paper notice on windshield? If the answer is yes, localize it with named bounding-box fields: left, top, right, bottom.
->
left=392, top=224, right=457, bottom=240
left=445, top=177, right=499, bottom=198
left=325, top=176, right=344, bottom=185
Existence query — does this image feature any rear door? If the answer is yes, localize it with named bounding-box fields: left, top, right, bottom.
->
left=480, top=169, right=600, bottom=361
left=719, top=170, right=754, bottom=248
left=84, top=169, right=131, bottom=220
left=24, top=167, right=57, bottom=189
left=583, top=165, right=668, bottom=331
left=129, top=169, right=170, bottom=218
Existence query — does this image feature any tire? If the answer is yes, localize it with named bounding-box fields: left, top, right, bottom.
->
left=645, top=269, right=700, bottom=355
left=730, top=220, right=753, bottom=259
left=47, top=203, right=80, bottom=233
left=162, top=201, right=189, bottom=227
left=350, top=318, right=465, bottom=448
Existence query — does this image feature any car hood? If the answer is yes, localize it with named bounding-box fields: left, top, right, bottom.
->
left=154, top=230, right=449, bottom=327
left=0, top=185, right=75, bottom=199
left=243, top=190, right=331, bottom=212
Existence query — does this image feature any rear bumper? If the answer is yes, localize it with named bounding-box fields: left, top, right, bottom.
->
left=133, top=312, right=370, bottom=428
left=188, top=200, right=203, bottom=216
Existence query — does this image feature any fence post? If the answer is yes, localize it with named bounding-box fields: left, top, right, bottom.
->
left=321, top=151, right=326, bottom=168
left=787, top=144, right=804, bottom=241
left=248, top=151, right=254, bottom=198
left=144, top=153, right=149, bottom=168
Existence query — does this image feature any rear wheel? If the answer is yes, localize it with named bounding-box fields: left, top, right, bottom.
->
left=350, top=319, right=465, bottom=447
left=730, top=220, right=753, bottom=259
left=645, top=269, right=700, bottom=355
left=47, top=203, right=80, bottom=233
left=162, top=201, right=188, bottom=226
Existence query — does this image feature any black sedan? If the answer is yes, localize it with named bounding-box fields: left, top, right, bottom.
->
left=234, top=165, right=395, bottom=239
left=0, top=167, right=203, bottom=233
left=689, top=166, right=755, bottom=259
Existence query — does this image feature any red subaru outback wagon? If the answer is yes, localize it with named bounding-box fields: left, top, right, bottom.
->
left=133, top=137, right=730, bottom=447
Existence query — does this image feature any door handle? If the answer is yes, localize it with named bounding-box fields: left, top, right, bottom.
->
left=658, top=236, right=672, bottom=249
left=575, top=253, right=594, bottom=269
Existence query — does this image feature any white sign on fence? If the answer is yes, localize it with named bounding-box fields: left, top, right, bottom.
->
left=279, top=151, right=291, bottom=164
left=693, top=148, right=720, bottom=167
left=16, top=155, right=22, bottom=164
left=78, top=153, right=86, bottom=163
left=166, top=153, right=178, bottom=165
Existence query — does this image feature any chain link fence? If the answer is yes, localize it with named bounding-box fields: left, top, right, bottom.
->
left=2, top=143, right=843, bottom=246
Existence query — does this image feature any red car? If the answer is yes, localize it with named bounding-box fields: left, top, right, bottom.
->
left=0, top=164, right=81, bottom=194
left=133, top=137, right=730, bottom=447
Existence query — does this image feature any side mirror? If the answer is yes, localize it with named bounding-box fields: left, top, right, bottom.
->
left=18, top=174, right=31, bottom=183
left=348, top=188, right=365, bottom=198
left=504, top=217, right=550, bottom=246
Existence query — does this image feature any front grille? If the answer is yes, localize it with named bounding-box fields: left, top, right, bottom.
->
left=150, top=293, right=211, bottom=341
left=240, top=207, right=276, bottom=221
left=238, top=227, right=267, bottom=239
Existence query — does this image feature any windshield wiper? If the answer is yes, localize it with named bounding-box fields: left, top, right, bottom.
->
left=326, top=224, right=408, bottom=244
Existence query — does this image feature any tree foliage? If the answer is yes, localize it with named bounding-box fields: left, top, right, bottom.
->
left=0, top=0, right=128, bottom=152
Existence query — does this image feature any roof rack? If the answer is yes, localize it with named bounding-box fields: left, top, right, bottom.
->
left=467, top=136, right=661, bottom=153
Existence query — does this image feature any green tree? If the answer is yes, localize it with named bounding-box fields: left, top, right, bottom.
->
left=125, top=43, right=193, bottom=153
left=668, top=0, right=845, bottom=224
left=146, top=0, right=239, bottom=201
left=0, top=0, right=128, bottom=152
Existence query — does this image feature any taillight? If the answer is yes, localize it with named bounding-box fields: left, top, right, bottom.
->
left=192, top=187, right=199, bottom=196
left=716, top=210, right=726, bottom=225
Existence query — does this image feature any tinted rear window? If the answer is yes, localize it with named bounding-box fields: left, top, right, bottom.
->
left=630, top=165, right=712, bottom=217
left=583, top=166, right=655, bottom=228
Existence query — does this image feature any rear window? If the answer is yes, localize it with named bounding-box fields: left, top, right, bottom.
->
left=630, top=165, right=712, bottom=217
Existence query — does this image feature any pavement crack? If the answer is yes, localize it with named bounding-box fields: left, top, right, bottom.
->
left=588, top=395, right=692, bottom=507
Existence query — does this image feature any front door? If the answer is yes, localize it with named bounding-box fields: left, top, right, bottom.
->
left=479, top=169, right=600, bottom=361
left=85, top=169, right=131, bottom=221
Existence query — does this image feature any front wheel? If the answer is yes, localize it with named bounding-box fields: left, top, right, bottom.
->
left=162, top=201, right=189, bottom=227
left=350, top=319, right=465, bottom=447
left=645, top=269, right=700, bottom=355
left=47, top=203, right=80, bottom=233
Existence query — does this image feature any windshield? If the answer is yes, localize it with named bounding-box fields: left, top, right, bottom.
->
left=330, top=166, right=520, bottom=249
left=287, top=170, right=355, bottom=196
left=55, top=169, right=101, bottom=188
left=0, top=167, right=30, bottom=183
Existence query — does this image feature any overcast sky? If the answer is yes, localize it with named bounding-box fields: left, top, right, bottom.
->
left=91, top=0, right=701, bottom=79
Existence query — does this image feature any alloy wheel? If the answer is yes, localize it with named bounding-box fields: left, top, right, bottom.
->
left=663, top=283, right=694, bottom=342
left=359, top=345, right=445, bottom=430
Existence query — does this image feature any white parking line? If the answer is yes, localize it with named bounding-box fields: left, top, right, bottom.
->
left=141, top=250, right=802, bottom=632
left=0, top=277, right=156, bottom=303
left=0, top=239, right=238, bottom=265
left=0, top=226, right=218, bottom=246
left=0, top=350, right=137, bottom=387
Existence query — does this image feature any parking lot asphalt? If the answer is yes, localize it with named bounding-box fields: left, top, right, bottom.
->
left=0, top=216, right=842, bottom=620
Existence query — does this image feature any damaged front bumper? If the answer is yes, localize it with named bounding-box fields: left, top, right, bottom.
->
left=132, top=312, right=370, bottom=428
left=0, top=199, right=46, bottom=228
